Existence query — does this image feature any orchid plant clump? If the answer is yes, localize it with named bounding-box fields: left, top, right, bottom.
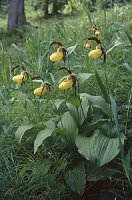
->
left=12, top=24, right=131, bottom=196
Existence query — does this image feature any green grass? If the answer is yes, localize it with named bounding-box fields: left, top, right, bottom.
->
left=0, top=2, right=132, bottom=200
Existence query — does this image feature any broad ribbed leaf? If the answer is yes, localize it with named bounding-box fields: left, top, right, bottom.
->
left=67, top=95, right=89, bottom=126
left=67, top=44, right=77, bottom=55
left=54, top=99, right=65, bottom=110
left=86, top=163, right=114, bottom=181
left=76, top=131, right=124, bottom=167
left=58, top=111, right=78, bottom=144
left=82, top=119, right=109, bottom=134
left=44, top=120, right=55, bottom=129
left=65, top=161, right=86, bottom=195
left=77, top=73, right=93, bottom=85
left=15, top=125, right=33, bottom=144
left=34, top=128, right=54, bottom=154
left=93, top=63, right=109, bottom=103
left=110, top=95, right=131, bottom=184
left=80, top=93, right=111, bottom=116
left=66, top=95, right=81, bottom=108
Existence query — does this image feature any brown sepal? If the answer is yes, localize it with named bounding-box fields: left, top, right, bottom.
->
left=85, top=37, right=101, bottom=45
left=49, top=41, right=63, bottom=49
left=58, top=67, right=71, bottom=74
left=12, top=64, right=25, bottom=72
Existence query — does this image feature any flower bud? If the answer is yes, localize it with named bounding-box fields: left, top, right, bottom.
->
left=84, top=42, right=91, bottom=48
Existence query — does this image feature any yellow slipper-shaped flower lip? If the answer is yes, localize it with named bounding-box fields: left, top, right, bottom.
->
left=59, top=79, right=73, bottom=90
left=34, top=85, right=46, bottom=96
left=12, top=73, right=25, bottom=83
left=88, top=49, right=102, bottom=59
left=50, top=51, right=63, bottom=62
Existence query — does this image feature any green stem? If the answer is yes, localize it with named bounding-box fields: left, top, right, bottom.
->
left=125, top=86, right=132, bottom=136
left=31, top=82, right=43, bottom=124
left=80, top=101, right=86, bottom=121
left=42, top=92, right=53, bottom=114
left=93, top=61, right=109, bottom=103
left=104, top=62, right=112, bottom=122
left=36, top=98, right=44, bottom=124
left=67, top=54, right=71, bottom=71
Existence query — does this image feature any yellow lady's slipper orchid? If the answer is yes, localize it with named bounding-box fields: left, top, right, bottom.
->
left=12, top=72, right=25, bottom=83
left=59, top=78, right=73, bottom=90
left=33, top=84, right=46, bottom=96
left=88, top=45, right=102, bottom=59
left=50, top=51, right=63, bottom=62
left=88, top=49, right=102, bottom=59
left=50, top=47, right=63, bottom=62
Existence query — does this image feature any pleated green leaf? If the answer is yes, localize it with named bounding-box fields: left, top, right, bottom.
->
left=67, top=95, right=89, bottom=126
left=67, top=44, right=77, bottom=55
left=65, top=161, right=86, bottom=195
left=66, top=95, right=81, bottom=108
left=93, top=63, right=109, bottom=103
left=77, top=73, right=93, bottom=85
left=80, top=93, right=111, bottom=116
left=34, top=128, right=54, bottom=154
left=76, top=131, right=124, bottom=167
left=58, top=111, right=78, bottom=144
left=86, top=163, right=114, bottom=181
left=15, top=124, right=33, bottom=144
left=54, top=99, right=65, bottom=110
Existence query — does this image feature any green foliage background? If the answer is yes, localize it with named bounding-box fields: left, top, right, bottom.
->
left=0, top=1, right=132, bottom=199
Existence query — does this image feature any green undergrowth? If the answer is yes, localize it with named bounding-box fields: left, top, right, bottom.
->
left=0, top=2, right=132, bottom=200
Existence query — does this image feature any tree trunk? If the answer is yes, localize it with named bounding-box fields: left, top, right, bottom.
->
left=7, top=0, right=26, bottom=35
left=52, top=0, right=59, bottom=15
left=43, top=0, right=49, bottom=18
left=91, top=0, right=96, bottom=6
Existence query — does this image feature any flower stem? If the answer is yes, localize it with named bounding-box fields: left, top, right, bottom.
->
left=125, top=86, right=132, bottom=136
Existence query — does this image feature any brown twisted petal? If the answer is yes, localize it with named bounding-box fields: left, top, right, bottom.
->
left=12, top=64, right=25, bottom=72
left=31, top=76, right=43, bottom=81
left=101, top=47, right=106, bottom=63
left=84, top=37, right=101, bottom=45
left=49, top=41, right=63, bottom=48
left=58, top=67, right=71, bottom=74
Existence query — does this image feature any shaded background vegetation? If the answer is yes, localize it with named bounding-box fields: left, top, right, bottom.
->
left=0, top=0, right=132, bottom=200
